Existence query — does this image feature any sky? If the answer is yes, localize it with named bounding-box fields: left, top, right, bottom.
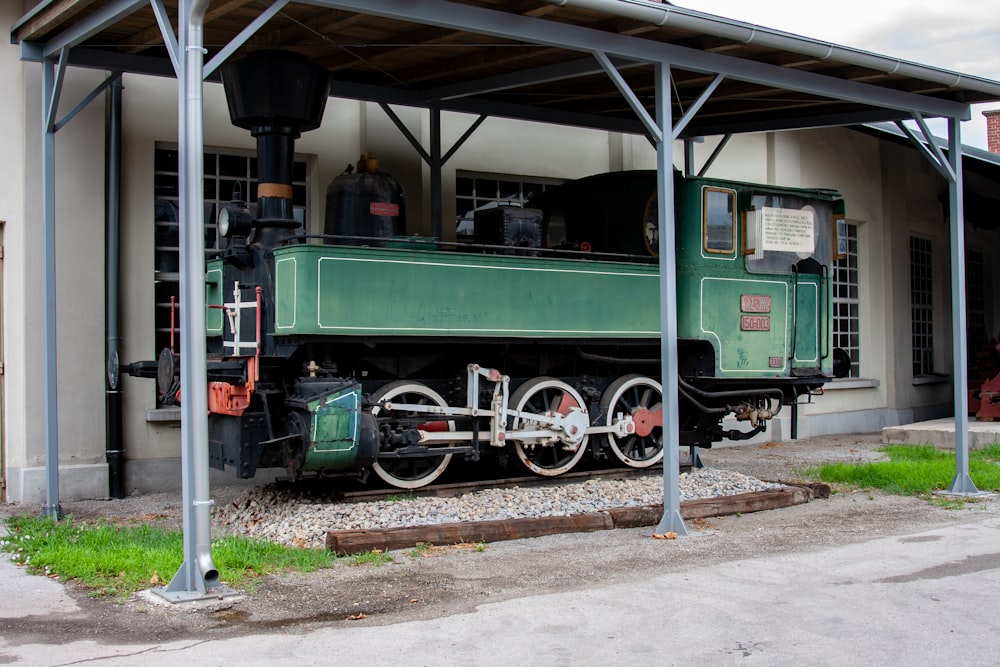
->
left=675, top=0, right=1000, bottom=150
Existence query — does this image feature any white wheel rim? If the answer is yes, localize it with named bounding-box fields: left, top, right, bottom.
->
left=602, top=375, right=664, bottom=468
left=511, top=377, right=589, bottom=476
left=370, top=382, right=454, bottom=489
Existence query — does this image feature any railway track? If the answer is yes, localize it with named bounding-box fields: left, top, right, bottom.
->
left=331, top=464, right=688, bottom=503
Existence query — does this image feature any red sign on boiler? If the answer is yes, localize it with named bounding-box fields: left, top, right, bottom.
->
left=370, top=202, right=400, bottom=217
left=740, top=294, right=771, bottom=313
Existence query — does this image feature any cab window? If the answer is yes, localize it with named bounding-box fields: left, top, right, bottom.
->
left=704, top=187, right=736, bottom=254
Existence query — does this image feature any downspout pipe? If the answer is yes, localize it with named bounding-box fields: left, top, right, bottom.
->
left=542, top=0, right=982, bottom=95
left=105, top=74, right=124, bottom=499
left=159, top=0, right=221, bottom=599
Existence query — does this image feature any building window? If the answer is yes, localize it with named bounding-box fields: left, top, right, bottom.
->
left=910, top=236, right=934, bottom=376
left=966, top=248, right=987, bottom=348
left=832, top=222, right=860, bottom=378
left=153, top=145, right=308, bottom=355
left=455, top=171, right=561, bottom=238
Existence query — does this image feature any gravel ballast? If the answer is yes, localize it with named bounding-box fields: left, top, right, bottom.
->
left=215, top=467, right=784, bottom=548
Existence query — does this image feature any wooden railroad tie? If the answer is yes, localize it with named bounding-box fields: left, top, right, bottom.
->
left=326, top=485, right=820, bottom=555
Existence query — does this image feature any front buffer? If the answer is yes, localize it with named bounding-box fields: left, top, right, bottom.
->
left=208, top=374, right=377, bottom=480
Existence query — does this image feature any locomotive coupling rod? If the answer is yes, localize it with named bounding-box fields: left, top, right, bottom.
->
left=381, top=402, right=486, bottom=419
left=584, top=418, right=636, bottom=438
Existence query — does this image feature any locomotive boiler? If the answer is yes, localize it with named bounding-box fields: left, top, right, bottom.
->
left=134, top=51, right=850, bottom=489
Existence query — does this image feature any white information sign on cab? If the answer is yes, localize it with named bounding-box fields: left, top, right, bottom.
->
left=760, top=207, right=814, bottom=254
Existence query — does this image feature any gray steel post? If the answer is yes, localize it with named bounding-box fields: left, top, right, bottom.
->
left=944, top=117, right=979, bottom=495
left=41, top=58, right=61, bottom=520
left=430, top=104, right=443, bottom=239
left=158, top=0, right=223, bottom=600
left=654, top=62, right=687, bottom=537
left=683, top=139, right=694, bottom=176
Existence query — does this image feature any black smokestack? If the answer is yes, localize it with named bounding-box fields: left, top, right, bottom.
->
left=221, top=51, right=329, bottom=244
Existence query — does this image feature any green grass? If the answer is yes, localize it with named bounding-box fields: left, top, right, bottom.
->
left=807, top=444, right=1000, bottom=498
left=406, top=542, right=433, bottom=558
left=349, top=549, right=393, bottom=566
left=0, top=516, right=337, bottom=598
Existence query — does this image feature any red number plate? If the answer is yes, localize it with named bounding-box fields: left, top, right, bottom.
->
left=741, top=315, right=770, bottom=331
left=741, top=294, right=771, bottom=313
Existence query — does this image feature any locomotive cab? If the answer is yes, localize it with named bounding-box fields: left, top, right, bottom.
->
left=529, top=170, right=849, bottom=396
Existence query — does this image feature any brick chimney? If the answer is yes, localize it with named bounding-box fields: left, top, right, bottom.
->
left=985, top=109, right=1000, bottom=153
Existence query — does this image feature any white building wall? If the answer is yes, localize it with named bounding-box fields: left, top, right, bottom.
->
left=6, top=37, right=110, bottom=502
left=1, top=3, right=27, bottom=500
left=797, top=128, right=892, bottom=433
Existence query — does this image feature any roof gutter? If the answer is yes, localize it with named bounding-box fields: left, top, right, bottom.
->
left=864, top=121, right=1000, bottom=167
left=542, top=0, right=1000, bottom=97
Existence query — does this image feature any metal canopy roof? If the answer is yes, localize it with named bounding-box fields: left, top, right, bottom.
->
left=13, top=0, right=993, bottom=594
left=13, top=0, right=1000, bottom=136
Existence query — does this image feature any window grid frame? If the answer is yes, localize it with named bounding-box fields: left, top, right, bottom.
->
left=832, top=222, right=861, bottom=378
left=153, top=144, right=309, bottom=356
left=910, top=235, right=934, bottom=377
left=455, top=170, right=563, bottom=236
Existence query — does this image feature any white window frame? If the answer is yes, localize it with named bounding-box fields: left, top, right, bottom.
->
left=909, top=235, right=935, bottom=377
left=153, top=143, right=309, bottom=356
left=832, top=221, right=861, bottom=378
left=455, top=170, right=563, bottom=237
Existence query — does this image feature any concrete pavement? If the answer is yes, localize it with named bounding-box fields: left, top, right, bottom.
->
left=2, top=513, right=999, bottom=666
left=882, top=416, right=1000, bottom=449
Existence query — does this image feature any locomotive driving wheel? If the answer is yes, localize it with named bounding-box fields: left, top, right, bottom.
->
left=509, top=377, right=589, bottom=476
left=369, top=381, right=455, bottom=489
left=600, top=374, right=664, bottom=468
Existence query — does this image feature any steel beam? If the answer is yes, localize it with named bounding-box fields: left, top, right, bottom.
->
left=943, top=118, right=980, bottom=496
left=150, top=0, right=179, bottom=75
left=441, top=114, right=487, bottom=164
left=44, top=48, right=67, bottom=132
left=672, top=74, right=724, bottom=141
left=430, top=104, right=442, bottom=239
left=40, top=59, right=61, bottom=520
left=40, top=0, right=148, bottom=60
left=439, top=95, right=645, bottom=135
left=54, top=73, right=121, bottom=132
left=594, top=51, right=660, bottom=142
left=203, top=0, right=291, bottom=79
left=684, top=109, right=913, bottom=138
left=913, top=111, right=956, bottom=182
left=422, top=56, right=639, bottom=102
left=697, top=134, right=732, bottom=177
left=653, top=62, right=687, bottom=537
left=683, top=139, right=693, bottom=176
left=896, top=121, right=954, bottom=182
left=379, top=103, right=431, bottom=163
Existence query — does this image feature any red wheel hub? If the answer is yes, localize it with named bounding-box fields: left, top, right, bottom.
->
left=631, top=406, right=662, bottom=437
